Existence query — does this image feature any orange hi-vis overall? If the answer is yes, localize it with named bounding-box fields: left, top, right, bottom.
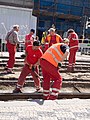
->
left=45, top=34, right=63, bottom=46
left=40, top=43, right=64, bottom=100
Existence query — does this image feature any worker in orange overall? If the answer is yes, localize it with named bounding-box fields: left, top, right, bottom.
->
left=41, top=28, right=63, bottom=53
left=40, top=40, right=69, bottom=100
left=67, top=29, right=79, bottom=72
left=5, top=25, right=21, bottom=74
left=13, top=40, right=43, bottom=93
left=45, top=28, right=63, bottom=46
left=25, top=29, right=35, bottom=49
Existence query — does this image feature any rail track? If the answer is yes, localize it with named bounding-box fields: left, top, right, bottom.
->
left=0, top=55, right=90, bottom=101
left=0, top=93, right=90, bottom=101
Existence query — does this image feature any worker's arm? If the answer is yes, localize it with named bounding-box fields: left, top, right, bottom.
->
left=61, top=51, right=69, bottom=62
left=31, top=59, right=40, bottom=71
left=34, top=59, right=40, bottom=67
left=58, top=51, right=69, bottom=68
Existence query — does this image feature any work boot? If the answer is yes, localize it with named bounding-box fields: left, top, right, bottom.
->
left=49, top=95, right=57, bottom=100
left=43, top=95, right=50, bottom=100
left=13, top=88, right=22, bottom=93
left=6, top=69, right=14, bottom=74
left=3, top=69, right=14, bottom=74
left=35, top=88, right=42, bottom=93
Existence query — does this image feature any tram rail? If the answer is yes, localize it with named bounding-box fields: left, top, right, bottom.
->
left=0, top=92, right=90, bottom=101
left=0, top=54, right=90, bottom=101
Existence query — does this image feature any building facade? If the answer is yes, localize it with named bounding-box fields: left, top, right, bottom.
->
left=33, top=0, right=90, bottom=40
left=0, top=0, right=90, bottom=40
left=0, top=0, right=33, bottom=8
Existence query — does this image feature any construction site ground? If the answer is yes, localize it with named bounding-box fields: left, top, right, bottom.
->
left=0, top=52, right=90, bottom=93
left=0, top=52, right=90, bottom=120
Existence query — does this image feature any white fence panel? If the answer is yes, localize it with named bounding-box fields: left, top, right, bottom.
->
left=0, top=5, right=37, bottom=53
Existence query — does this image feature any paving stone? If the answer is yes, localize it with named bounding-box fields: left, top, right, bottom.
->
left=58, top=118, right=75, bottom=120
left=0, top=99, right=90, bottom=120
left=73, top=112, right=90, bottom=118
left=38, top=116, right=58, bottom=120
left=55, top=111, right=75, bottom=118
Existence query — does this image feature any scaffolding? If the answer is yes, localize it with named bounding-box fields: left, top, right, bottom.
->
left=33, top=0, right=90, bottom=38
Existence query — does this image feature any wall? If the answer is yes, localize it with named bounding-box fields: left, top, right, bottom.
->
left=0, top=5, right=37, bottom=42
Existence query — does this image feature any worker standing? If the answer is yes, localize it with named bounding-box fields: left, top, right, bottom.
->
left=25, top=29, right=35, bottom=49
left=45, top=28, right=63, bottom=47
left=21, top=29, right=35, bottom=58
left=41, top=28, right=63, bottom=53
left=67, top=29, right=79, bottom=72
left=13, top=40, right=43, bottom=93
left=40, top=41, right=69, bottom=100
left=4, top=25, right=21, bottom=74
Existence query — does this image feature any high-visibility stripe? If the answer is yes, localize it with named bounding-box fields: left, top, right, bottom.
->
left=43, top=90, right=50, bottom=93
left=46, top=46, right=63, bottom=63
left=69, top=63, right=72, bottom=65
left=72, top=38, right=78, bottom=40
left=47, top=50, right=59, bottom=63
left=7, top=68, right=12, bottom=70
left=70, top=45, right=78, bottom=49
left=17, top=84, right=23, bottom=88
left=51, top=92, right=58, bottom=96
left=68, top=64, right=73, bottom=67
left=43, top=89, right=50, bottom=97
left=52, top=88, right=60, bottom=92
left=43, top=93, right=49, bottom=96
left=52, top=46, right=63, bottom=59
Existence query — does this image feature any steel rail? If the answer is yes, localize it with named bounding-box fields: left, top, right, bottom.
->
left=1, top=63, right=90, bottom=67
left=0, top=56, right=90, bottom=63
left=0, top=92, right=90, bottom=101
left=0, top=80, right=89, bottom=88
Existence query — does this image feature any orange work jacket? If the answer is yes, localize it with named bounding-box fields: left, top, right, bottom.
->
left=46, top=34, right=62, bottom=45
left=41, top=43, right=64, bottom=67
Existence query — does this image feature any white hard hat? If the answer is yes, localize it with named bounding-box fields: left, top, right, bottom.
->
left=48, top=28, right=56, bottom=32
left=63, top=38, right=69, bottom=43
left=13, top=24, right=19, bottom=28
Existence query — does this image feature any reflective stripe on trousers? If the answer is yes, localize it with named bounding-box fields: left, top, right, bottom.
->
left=40, top=59, right=62, bottom=100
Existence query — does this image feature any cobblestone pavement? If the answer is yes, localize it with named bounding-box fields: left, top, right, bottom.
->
left=0, top=99, right=90, bottom=120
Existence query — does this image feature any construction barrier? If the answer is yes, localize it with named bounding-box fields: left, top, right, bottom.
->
left=79, top=40, right=90, bottom=55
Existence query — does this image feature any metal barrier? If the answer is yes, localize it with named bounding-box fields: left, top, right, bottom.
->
left=0, top=37, right=90, bottom=55
left=79, top=43, right=90, bottom=55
